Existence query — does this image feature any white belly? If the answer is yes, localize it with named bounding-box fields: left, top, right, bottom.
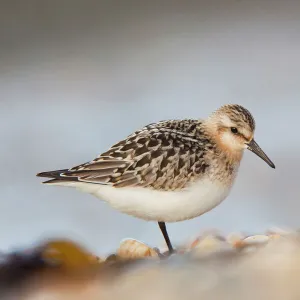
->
left=60, top=178, right=231, bottom=222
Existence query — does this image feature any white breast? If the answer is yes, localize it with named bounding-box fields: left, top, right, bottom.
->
left=64, top=178, right=232, bottom=222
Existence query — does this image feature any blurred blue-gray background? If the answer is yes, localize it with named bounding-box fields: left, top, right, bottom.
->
left=0, top=0, right=299, bottom=254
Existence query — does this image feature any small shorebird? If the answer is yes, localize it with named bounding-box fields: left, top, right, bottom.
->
left=37, top=104, right=275, bottom=254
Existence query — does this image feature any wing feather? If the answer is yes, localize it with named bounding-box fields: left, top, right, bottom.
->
left=37, top=119, right=211, bottom=190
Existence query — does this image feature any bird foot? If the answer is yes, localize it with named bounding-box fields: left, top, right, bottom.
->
left=155, top=248, right=177, bottom=259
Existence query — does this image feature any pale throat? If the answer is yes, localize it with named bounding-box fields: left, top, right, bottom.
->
left=214, top=129, right=244, bottom=164
left=218, top=138, right=244, bottom=163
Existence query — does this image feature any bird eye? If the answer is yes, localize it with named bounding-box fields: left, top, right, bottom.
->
left=231, top=127, right=238, bottom=134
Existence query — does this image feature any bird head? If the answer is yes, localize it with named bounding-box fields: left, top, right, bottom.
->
left=206, top=104, right=275, bottom=168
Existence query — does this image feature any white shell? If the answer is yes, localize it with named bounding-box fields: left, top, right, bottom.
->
left=117, top=239, right=158, bottom=259
left=233, top=235, right=270, bottom=253
left=243, top=235, right=270, bottom=245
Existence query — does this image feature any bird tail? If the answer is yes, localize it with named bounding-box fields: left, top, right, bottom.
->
left=36, top=169, right=75, bottom=184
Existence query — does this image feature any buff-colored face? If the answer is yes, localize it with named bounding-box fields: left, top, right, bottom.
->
left=217, top=114, right=253, bottom=152
left=208, top=104, right=275, bottom=168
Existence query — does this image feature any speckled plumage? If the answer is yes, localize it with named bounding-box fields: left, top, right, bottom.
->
left=38, top=118, right=239, bottom=191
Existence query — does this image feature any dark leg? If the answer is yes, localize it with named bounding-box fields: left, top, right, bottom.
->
left=158, top=222, right=174, bottom=254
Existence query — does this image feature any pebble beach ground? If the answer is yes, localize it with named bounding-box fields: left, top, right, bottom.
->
left=0, top=227, right=298, bottom=300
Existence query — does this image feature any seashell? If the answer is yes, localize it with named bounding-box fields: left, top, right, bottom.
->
left=243, top=235, right=270, bottom=245
left=190, top=234, right=228, bottom=257
left=189, top=230, right=226, bottom=249
left=235, top=235, right=270, bottom=252
left=117, top=239, right=158, bottom=259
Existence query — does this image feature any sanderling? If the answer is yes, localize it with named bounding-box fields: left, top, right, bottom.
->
left=37, top=104, right=275, bottom=254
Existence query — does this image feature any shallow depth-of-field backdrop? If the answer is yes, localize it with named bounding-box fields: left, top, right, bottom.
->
left=1, top=0, right=299, bottom=254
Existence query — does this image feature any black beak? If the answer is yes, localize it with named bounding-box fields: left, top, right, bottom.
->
left=246, top=139, right=275, bottom=169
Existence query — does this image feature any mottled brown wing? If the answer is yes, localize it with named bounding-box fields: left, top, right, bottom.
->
left=60, top=156, right=136, bottom=186
left=57, top=120, right=209, bottom=190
